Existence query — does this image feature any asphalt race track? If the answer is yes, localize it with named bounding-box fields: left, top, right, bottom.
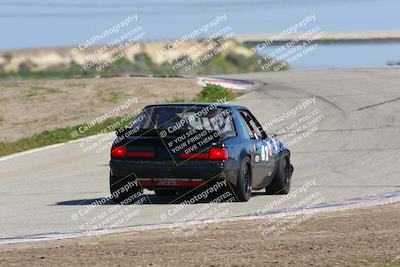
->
left=1, top=68, right=399, bottom=240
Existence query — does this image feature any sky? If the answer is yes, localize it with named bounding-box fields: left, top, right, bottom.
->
left=1, top=0, right=400, bottom=50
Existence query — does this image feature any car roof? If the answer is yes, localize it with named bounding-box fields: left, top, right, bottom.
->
left=144, top=102, right=248, bottom=110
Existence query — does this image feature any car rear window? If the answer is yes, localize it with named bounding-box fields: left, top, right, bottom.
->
left=130, top=105, right=236, bottom=137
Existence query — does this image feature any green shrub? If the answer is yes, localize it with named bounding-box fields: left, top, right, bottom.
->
left=194, top=84, right=237, bottom=102
left=0, top=116, right=131, bottom=157
left=169, top=84, right=240, bottom=103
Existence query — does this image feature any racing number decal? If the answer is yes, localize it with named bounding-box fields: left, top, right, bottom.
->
left=261, top=143, right=268, bottom=162
left=260, top=141, right=272, bottom=162
left=257, top=138, right=278, bottom=163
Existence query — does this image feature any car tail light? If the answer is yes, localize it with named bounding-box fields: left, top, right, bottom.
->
left=209, top=148, right=229, bottom=160
left=111, top=147, right=155, bottom=159
left=111, top=146, right=126, bottom=158
left=180, top=148, right=228, bottom=160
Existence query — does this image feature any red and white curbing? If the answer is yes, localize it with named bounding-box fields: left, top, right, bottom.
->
left=197, top=77, right=263, bottom=92
left=1, top=191, right=399, bottom=245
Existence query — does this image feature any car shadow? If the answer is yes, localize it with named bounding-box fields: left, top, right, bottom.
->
left=252, top=191, right=270, bottom=196
left=55, top=193, right=215, bottom=205
left=55, top=191, right=266, bottom=206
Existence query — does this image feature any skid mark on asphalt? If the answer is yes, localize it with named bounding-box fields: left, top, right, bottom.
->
left=358, top=96, right=400, bottom=111
left=267, top=83, right=345, bottom=113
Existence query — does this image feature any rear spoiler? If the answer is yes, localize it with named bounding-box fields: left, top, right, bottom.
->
left=116, top=128, right=228, bottom=140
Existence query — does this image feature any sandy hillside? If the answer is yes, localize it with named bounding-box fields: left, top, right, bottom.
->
left=0, top=77, right=202, bottom=142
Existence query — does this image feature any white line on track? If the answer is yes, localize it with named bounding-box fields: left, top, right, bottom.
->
left=0, top=133, right=114, bottom=162
left=1, top=191, right=399, bottom=245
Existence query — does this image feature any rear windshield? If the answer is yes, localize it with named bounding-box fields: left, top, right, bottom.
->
left=130, top=105, right=236, bottom=137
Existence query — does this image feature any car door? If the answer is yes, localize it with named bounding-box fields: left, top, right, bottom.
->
left=238, top=110, right=274, bottom=189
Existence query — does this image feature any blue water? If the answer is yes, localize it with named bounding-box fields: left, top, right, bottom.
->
left=258, top=43, right=400, bottom=69
left=1, top=0, right=400, bottom=69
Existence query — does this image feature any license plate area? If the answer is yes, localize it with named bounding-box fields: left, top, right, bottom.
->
left=137, top=178, right=205, bottom=188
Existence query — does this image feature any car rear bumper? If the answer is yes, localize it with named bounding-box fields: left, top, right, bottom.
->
left=109, top=159, right=239, bottom=188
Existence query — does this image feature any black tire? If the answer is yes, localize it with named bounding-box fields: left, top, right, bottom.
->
left=231, top=157, right=252, bottom=202
left=110, top=173, right=143, bottom=204
left=154, top=189, right=177, bottom=197
left=266, top=156, right=292, bottom=195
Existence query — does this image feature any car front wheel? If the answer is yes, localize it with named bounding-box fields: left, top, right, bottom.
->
left=266, top=156, right=292, bottom=195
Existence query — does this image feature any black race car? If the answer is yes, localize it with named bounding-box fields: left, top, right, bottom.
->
left=109, top=103, right=293, bottom=203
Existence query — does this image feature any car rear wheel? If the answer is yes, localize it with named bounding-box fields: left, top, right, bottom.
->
left=266, top=156, right=292, bottom=195
left=231, top=157, right=252, bottom=202
left=110, top=173, right=143, bottom=204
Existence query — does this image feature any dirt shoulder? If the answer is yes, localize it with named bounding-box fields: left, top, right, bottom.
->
left=1, top=202, right=399, bottom=267
left=0, top=77, right=201, bottom=142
